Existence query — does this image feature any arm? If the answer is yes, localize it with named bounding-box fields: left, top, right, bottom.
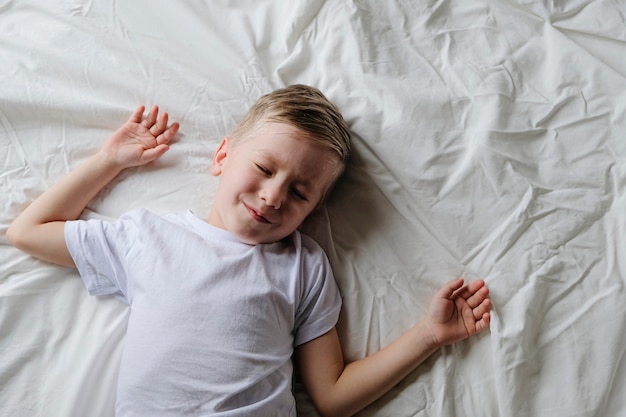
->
left=6, top=105, right=179, bottom=267
left=295, top=278, right=491, bottom=417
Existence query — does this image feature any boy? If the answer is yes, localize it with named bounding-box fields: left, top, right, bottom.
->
left=7, top=85, right=491, bottom=417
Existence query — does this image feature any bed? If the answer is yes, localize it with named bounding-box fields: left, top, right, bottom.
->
left=2, top=1, right=626, bottom=416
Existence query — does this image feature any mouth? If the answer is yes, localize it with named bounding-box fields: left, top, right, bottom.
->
left=244, top=203, right=273, bottom=224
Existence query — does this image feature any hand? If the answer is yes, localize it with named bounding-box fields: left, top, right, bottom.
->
left=425, top=278, right=492, bottom=348
left=100, top=105, right=180, bottom=168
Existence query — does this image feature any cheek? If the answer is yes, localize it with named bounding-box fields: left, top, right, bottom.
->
left=290, top=204, right=317, bottom=224
left=223, top=168, right=257, bottom=192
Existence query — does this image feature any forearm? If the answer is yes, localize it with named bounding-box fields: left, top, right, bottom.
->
left=334, top=323, right=438, bottom=415
left=18, top=152, right=121, bottom=222
left=300, top=322, right=440, bottom=417
left=7, top=151, right=124, bottom=265
left=332, top=321, right=438, bottom=415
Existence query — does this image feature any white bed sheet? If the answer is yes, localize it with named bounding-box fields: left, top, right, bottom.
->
left=1, top=1, right=626, bottom=416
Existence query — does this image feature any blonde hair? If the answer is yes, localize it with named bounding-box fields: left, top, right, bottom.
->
left=230, top=84, right=351, bottom=178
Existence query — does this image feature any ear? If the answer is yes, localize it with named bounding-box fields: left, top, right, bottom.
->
left=210, top=137, right=230, bottom=176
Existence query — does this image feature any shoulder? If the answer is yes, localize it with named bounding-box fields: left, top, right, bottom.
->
left=65, top=208, right=157, bottom=245
left=284, top=231, right=334, bottom=288
left=271, top=231, right=332, bottom=275
left=288, top=230, right=327, bottom=258
left=121, top=208, right=168, bottom=223
left=119, top=208, right=194, bottom=231
left=67, top=209, right=186, bottom=245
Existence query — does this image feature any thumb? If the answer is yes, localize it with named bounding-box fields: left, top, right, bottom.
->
left=140, top=144, right=170, bottom=164
left=438, top=278, right=464, bottom=299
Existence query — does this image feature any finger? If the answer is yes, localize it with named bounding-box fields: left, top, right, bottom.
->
left=139, top=144, right=170, bottom=163
left=437, top=278, right=464, bottom=299
left=128, top=105, right=146, bottom=123
left=156, top=121, right=179, bottom=146
left=475, top=311, right=491, bottom=333
left=142, top=105, right=159, bottom=128
left=150, top=112, right=169, bottom=136
left=465, top=285, right=490, bottom=309
left=472, top=297, right=492, bottom=320
left=455, top=279, right=486, bottom=300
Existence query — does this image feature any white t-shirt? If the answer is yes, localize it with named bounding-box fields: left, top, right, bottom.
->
left=64, top=209, right=341, bottom=417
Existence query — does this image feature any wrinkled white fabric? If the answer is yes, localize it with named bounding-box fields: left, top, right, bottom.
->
left=2, top=1, right=626, bottom=417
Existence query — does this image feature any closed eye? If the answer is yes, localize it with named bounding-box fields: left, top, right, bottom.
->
left=255, top=164, right=271, bottom=176
left=291, top=187, right=308, bottom=201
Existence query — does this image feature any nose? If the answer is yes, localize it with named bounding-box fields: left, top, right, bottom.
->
left=260, top=180, right=285, bottom=209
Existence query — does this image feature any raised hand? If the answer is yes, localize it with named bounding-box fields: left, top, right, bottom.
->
left=425, top=278, right=492, bottom=348
left=100, top=105, right=180, bottom=168
left=7, top=105, right=180, bottom=267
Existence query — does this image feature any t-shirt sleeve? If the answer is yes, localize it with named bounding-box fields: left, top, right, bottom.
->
left=293, top=236, right=342, bottom=346
left=64, top=213, right=140, bottom=304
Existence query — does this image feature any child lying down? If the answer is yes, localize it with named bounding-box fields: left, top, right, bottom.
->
left=7, top=84, right=491, bottom=417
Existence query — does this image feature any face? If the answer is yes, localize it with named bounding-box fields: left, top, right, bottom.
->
left=208, top=122, right=340, bottom=245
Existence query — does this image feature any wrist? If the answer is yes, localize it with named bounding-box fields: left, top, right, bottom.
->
left=93, top=149, right=127, bottom=174
left=399, top=320, right=443, bottom=361
left=420, top=319, right=443, bottom=352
